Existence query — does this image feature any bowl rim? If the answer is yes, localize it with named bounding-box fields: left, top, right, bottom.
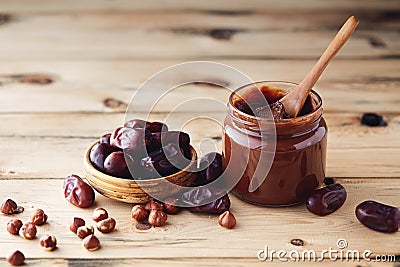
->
left=84, top=140, right=198, bottom=184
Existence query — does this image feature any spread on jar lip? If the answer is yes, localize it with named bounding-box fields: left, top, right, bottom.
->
left=232, top=85, right=315, bottom=121
left=223, top=81, right=327, bottom=206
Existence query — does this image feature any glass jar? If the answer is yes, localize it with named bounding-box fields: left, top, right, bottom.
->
left=223, top=81, right=327, bottom=206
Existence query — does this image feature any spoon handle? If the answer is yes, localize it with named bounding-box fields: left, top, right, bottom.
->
left=281, top=16, right=359, bottom=118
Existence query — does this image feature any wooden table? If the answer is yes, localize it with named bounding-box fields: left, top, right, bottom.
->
left=0, top=1, right=399, bottom=266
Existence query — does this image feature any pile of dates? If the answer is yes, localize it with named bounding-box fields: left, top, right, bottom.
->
left=90, top=119, right=192, bottom=179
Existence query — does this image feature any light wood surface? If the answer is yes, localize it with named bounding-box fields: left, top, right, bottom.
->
left=0, top=0, right=399, bottom=266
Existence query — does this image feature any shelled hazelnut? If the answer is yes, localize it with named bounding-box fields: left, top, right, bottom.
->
left=70, top=217, right=85, bottom=234
left=83, top=235, right=101, bottom=251
left=148, top=210, right=167, bottom=227
left=1, top=199, right=17, bottom=214
left=7, top=219, right=23, bottom=235
left=145, top=200, right=163, bottom=211
left=31, top=209, right=48, bottom=225
left=77, top=225, right=94, bottom=239
left=131, top=205, right=148, bottom=222
left=218, top=211, right=236, bottom=229
left=21, top=222, right=37, bottom=240
left=92, top=207, right=108, bottom=222
left=39, top=235, right=57, bottom=251
left=96, top=218, right=116, bottom=233
left=6, top=250, right=25, bottom=266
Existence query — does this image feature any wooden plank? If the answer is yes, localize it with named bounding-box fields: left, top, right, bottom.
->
left=0, top=60, right=399, bottom=113
left=0, top=12, right=398, bottom=60
left=0, top=29, right=396, bottom=60
left=0, top=11, right=398, bottom=33
left=15, top=258, right=398, bottom=267
left=0, top=0, right=399, bottom=13
left=0, top=113, right=399, bottom=149
left=0, top=112, right=399, bottom=178
left=0, top=178, right=398, bottom=259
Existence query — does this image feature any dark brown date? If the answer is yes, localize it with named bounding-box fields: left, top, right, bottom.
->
left=104, top=151, right=132, bottom=178
left=355, top=200, right=400, bottom=233
left=306, top=184, right=347, bottom=216
left=100, top=133, right=112, bottom=145
left=141, top=144, right=186, bottom=178
left=124, top=119, right=168, bottom=133
left=147, top=131, right=190, bottom=157
left=193, top=152, right=222, bottom=186
left=110, top=127, right=146, bottom=154
left=182, top=187, right=230, bottom=214
left=124, top=119, right=147, bottom=129
left=63, top=174, right=95, bottom=208
left=90, top=143, right=119, bottom=171
left=360, top=113, right=387, bottom=127
left=145, top=122, right=168, bottom=133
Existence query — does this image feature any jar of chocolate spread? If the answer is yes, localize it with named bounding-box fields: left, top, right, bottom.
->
left=223, top=81, right=327, bottom=206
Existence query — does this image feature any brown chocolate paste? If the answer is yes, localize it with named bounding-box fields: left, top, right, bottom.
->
left=223, top=84, right=327, bottom=206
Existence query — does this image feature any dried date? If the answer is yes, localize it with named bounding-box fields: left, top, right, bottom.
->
left=63, top=174, right=95, bottom=208
left=306, top=184, right=347, bottom=216
left=193, top=152, right=222, bottom=186
left=110, top=127, right=147, bottom=154
left=141, top=144, right=186, bottom=177
left=182, top=187, right=230, bottom=214
left=90, top=143, right=119, bottom=171
left=355, top=200, right=400, bottom=233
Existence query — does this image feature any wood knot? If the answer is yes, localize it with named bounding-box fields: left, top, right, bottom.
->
left=290, top=239, right=305, bottom=246
left=208, top=29, right=241, bottom=40
left=193, top=80, right=230, bottom=88
left=0, top=13, right=12, bottom=25
left=367, top=36, right=387, bottom=48
left=103, top=98, right=127, bottom=110
left=20, top=74, right=54, bottom=85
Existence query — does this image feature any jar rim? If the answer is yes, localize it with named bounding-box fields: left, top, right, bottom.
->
left=228, top=80, right=323, bottom=123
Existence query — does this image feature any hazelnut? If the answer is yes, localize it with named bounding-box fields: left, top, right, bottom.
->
left=131, top=205, right=148, bottom=222
left=96, top=217, right=116, bottom=233
left=6, top=250, right=25, bottom=266
left=21, top=222, right=37, bottom=240
left=7, top=219, right=23, bottom=235
left=83, top=235, right=101, bottom=251
left=31, top=209, right=48, bottom=225
left=163, top=198, right=181, bottom=215
left=1, top=199, right=17, bottom=214
left=39, top=234, right=57, bottom=251
left=144, top=200, right=163, bottom=211
left=92, top=207, right=108, bottom=222
left=218, top=211, right=236, bottom=229
left=70, top=217, right=85, bottom=233
left=77, top=225, right=94, bottom=239
left=148, top=210, right=167, bottom=227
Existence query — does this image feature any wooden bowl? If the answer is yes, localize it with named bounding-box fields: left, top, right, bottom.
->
left=83, top=141, right=197, bottom=203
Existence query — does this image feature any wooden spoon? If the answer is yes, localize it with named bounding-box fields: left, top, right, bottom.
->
left=278, top=16, right=359, bottom=119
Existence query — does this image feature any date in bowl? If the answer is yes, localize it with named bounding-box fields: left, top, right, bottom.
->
left=83, top=141, right=197, bottom=203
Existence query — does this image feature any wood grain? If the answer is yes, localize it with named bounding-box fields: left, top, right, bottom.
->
left=0, top=0, right=399, bottom=13
left=0, top=60, right=398, bottom=113
left=0, top=10, right=397, bottom=60
left=0, top=178, right=398, bottom=259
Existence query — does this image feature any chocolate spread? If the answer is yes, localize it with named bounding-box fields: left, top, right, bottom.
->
left=223, top=83, right=327, bottom=206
